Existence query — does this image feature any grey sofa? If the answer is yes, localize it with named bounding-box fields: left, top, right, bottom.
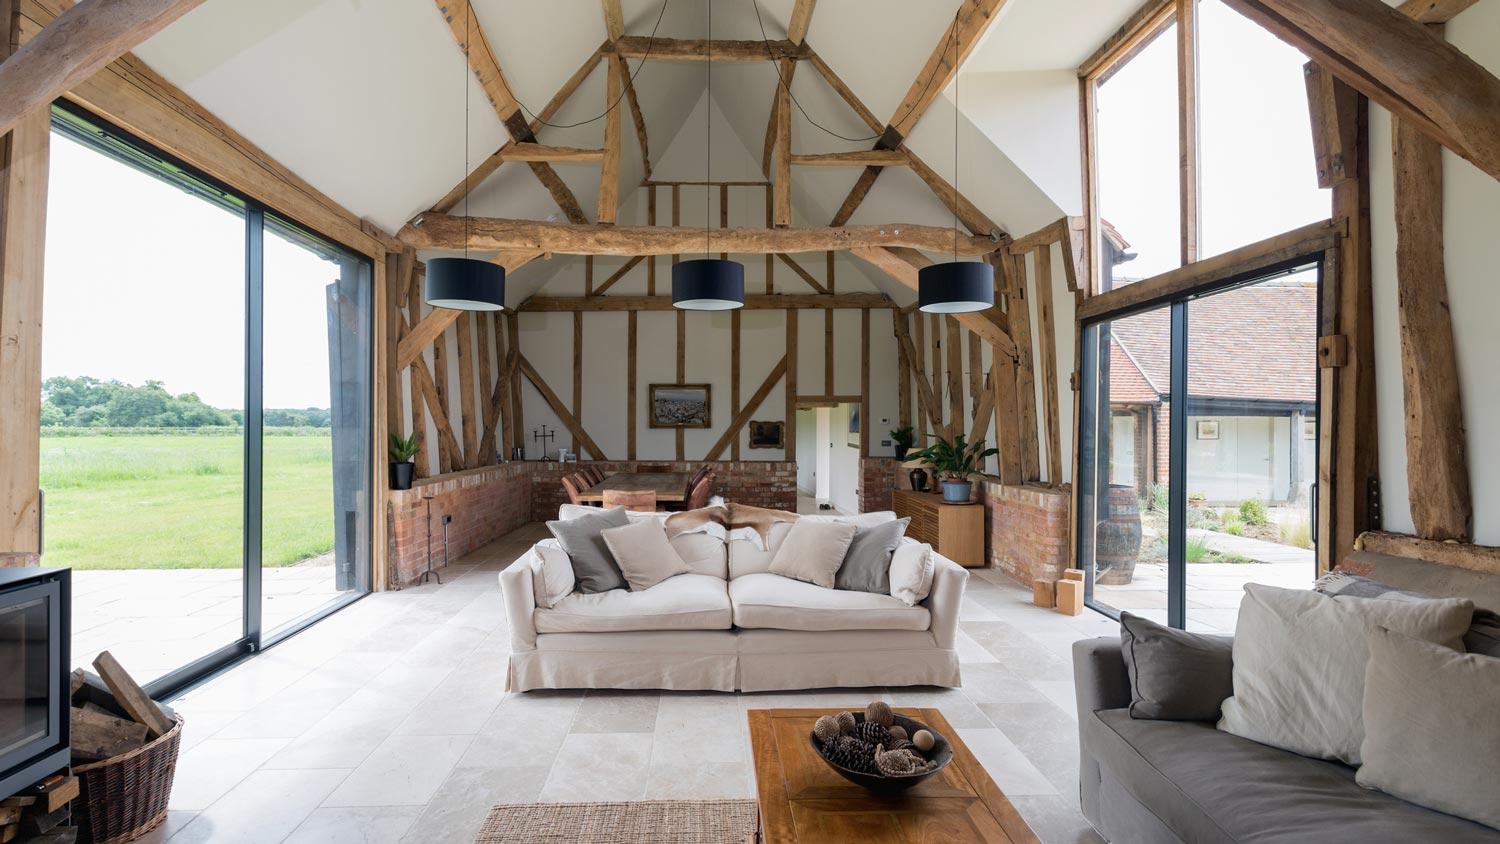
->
left=1072, top=549, right=1500, bottom=844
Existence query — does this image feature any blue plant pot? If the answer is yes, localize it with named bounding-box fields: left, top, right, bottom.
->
left=940, top=480, right=971, bottom=503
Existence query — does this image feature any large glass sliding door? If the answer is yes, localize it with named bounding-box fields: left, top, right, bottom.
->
left=41, top=105, right=372, bottom=695
left=1078, top=262, right=1322, bottom=631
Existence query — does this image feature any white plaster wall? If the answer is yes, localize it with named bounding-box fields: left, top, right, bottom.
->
left=1368, top=1, right=1500, bottom=544
left=958, top=70, right=1084, bottom=216
left=828, top=402, right=863, bottom=515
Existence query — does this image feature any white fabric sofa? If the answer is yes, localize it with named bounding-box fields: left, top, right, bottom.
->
left=498, top=510, right=970, bottom=692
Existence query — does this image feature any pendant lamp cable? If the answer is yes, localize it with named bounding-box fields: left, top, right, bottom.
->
left=952, top=17, right=958, bottom=264
left=706, top=0, right=712, bottom=260
left=463, top=0, right=472, bottom=262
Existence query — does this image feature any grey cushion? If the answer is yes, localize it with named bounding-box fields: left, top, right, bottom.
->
left=1466, top=615, right=1500, bottom=657
left=1086, top=708, right=1500, bottom=844
left=546, top=506, right=630, bottom=593
left=1119, top=612, right=1233, bottom=721
left=1358, top=627, right=1500, bottom=831
left=834, top=518, right=910, bottom=594
left=1317, top=568, right=1500, bottom=656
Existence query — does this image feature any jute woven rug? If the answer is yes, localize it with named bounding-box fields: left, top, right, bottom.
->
left=473, top=799, right=759, bottom=844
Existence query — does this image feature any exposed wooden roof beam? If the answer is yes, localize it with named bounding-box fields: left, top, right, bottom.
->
left=790, top=150, right=908, bottom=166
left=428, top=48, right=602, bottom=214
left=0, top=0, right=207, bottom=137
left=502, top=143, right=604, bottom=162
left=606, top=36, right=809, bottom=61
left=850, top=246, right=1016, bottom=357
left=1219, top=0, right=1500, bottom=181
left=401, top=215, right=999, bottom=256
left=521, top=293, right=890, bottom=312
left=1397, top=0, right=1479, bottom=23
left=761, top=0, right=818, bottom=175
left=600, top=0, right=652, bottom=179
left=431, top=0, right=589, bottom=222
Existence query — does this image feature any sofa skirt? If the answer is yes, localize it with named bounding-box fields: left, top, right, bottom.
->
left=507, top=629, right=961, bottom=692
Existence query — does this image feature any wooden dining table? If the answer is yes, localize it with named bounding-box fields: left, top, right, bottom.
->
left=575, top=471, right=694, bottom=504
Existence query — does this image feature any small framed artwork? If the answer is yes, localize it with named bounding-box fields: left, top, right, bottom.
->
left=1196, top=420, right=1220, bottom=440
left=748, top=420, right=784, bottom=449
left=649, top=384, right=711, bottom=428
left=846, top=404, right=861, bottom=448
left=1304, top=419, right=1316, bottom=440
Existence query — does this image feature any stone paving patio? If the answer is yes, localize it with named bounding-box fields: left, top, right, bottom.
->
left=72, top=562, right=350, bottom=683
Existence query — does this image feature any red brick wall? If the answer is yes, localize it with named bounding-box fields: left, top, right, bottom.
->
left=527, top=461, right=798, bottom=522
left=387, top=463, right=531, bottom=588
left=858, top=458, right=899, bottom=513
left=980, top=480, right=1072, bottom=585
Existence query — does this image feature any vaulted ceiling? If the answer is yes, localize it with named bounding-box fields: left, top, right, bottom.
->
left=128, top=0, right=1146, bottom=302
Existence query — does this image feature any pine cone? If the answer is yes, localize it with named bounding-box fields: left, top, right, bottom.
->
left=823, top=735, right=877, bottom=774
left=853, top=720, right=892, bottom=748
left=886, top=738, right=917, bottom=754
left=874, top=745, right=933, bottom=777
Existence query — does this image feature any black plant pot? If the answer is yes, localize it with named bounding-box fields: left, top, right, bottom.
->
left=894, top=444, right=910, bottom=462
left=390, top=461, right=415, bottom=490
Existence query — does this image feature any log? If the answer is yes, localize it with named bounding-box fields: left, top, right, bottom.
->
left=400, top=216, right=998, bottom=256
left=92, top=651, right=173, bottom=738
left=606, top=36, right=809, bottom=61
left=1356, top=530, right=1500, bottom=575
left=71, top=708, right=148, bottom=762
left=69, top=669, right=128, bottom=719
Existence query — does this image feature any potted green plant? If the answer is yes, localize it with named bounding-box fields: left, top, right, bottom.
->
left=905, top=433, right=996, bottom=503
left=389, top=433, right=419, bottom=490
left=889, top=425, right=915, bottom=462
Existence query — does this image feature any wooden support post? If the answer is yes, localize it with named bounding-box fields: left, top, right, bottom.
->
left=407, top=273, right=430, bottom=476
left=785, top=309, right=798, bottom=461
left=765, top=186, right=775, bottom=293
left=1393, top=115, right=1469, bottom=541
left=967, top=330, right=983, bottom=415
left=824, top=309, right=835, bottom=394
left=599, top=55, right=622, bottom=224
left=1005, top=252, right=1041, bottom=482
left=912, top=312, right=928, bottom=445
left=931, top=314, right=945, bottom=436
left=861, top=308, right=871, bottom=458
left=572, top=311, right=583, bottom=456
left=990, top=262, right=1022, bottom=483
left=0, top=105, right=48, bottom=562
left=508, top=311, right=523, bottom=457
left=432, top=319, right=454, bottom=472
left=719, top=184, right=729, bottom=261
left=1176, top=0, right=1199, bottom=265
left=627, top=310, right=637, bottom=460
left=1034, top=245, right=1063, bottom=484
left=773, top=79, right=791, bottom=227
left=455, top=313, right=478, bottom=467
left=475, top=310, right=495, bottom=465
left=676, top=308, right=685, bottom=460
left=647, top=186, right=657, bottom=295
left=731, top=309, right=741, bottom=460
left=896, top=316, right=912, bottom=434
left=945, top=317, right=963, bottom=439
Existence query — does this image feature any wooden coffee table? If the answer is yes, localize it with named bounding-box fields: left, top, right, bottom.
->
left=748, top=708, right=1041, bottom=844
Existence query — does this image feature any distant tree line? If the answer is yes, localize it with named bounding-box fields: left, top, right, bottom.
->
left=42, top=376, right=330, bottom=428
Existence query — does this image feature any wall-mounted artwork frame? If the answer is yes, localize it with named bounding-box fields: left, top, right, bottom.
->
left=649, top=384, right=711, bottom=428
left=748, top=420, right=784, bottom=449
left=1196, top=419, right=1220, bottom=440
left=847, top=404, right=861, bottom=448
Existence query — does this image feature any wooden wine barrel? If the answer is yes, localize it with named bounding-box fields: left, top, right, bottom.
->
left=1096, top=484, right=1143, bottom=585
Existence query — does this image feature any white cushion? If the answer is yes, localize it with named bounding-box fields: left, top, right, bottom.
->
left=888, top=540, right=935, bottom=606
left=768, top=520, right=857, bottom=589
left=1216, top=584, right=1472, bottom=765
left=534, top=574, right=731, bottom=634
left=729, top=573, right=931, bottom=632
left=528, top=540, right=575, bottom=609
left=601, top=519, right=690, bottom=592
left=727, top=513, right=895, bottom=579
left=558, top=503, right=726, bottom=578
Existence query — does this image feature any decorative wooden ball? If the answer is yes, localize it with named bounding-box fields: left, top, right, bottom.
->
left=835, top=711, right=857, bottom=736
left=814, top=714, right=842, bottom=743
left=888, top=725, right=908, bottom=742
left=911, top=729, right=935, bottom=753
left=865, top=701, right=894, bottom=729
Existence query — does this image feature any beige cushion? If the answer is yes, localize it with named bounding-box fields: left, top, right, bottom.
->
left=729, top=573, right=930, bottom=632
left=728, top=521, right=794, bottom=579
left=768, top=520, right=857, bottom=589
left=1357, top=626, right=1500, bottom=830
left=601, top=519, right=690, bottom=592
left=528, top=540, right=575, bottom=609
left=670, top=533, right=727, bottom=579
left=888, top=540, right=934, bottom=606
left=534, top=574, right=731, bottom=633
left=1217, top=584, right=1473, bottom=765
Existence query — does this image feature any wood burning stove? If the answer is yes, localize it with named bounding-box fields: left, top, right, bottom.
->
left=0, top=568, right=70, bottom=800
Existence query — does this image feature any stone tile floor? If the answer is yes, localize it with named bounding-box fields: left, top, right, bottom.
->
left=144, top=522, right=1117, bottom=844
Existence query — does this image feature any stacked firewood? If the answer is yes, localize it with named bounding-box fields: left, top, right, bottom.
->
left=2, top=652, right=173, bottom=844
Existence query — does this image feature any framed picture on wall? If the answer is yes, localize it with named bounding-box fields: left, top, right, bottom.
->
left=748, top=420, right=784, bottom=449
left=649, top=384, right=711, bottom=428
left=847, top=404, right=861, bottom=448
left=1196, top=420, right=1220, bottom=440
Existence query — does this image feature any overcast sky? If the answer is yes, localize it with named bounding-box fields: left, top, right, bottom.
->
left=43, top=131, right=342, bottom=409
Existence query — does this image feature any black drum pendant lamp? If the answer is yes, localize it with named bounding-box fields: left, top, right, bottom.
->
left=426, top=0, right=505, bottom=312
left=918, top=21, right=992, bottom=315
left=673, top=0, right=744, bottom=311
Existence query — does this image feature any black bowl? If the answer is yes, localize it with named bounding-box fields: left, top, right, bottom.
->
left=809, top=712, right=954, bottom=795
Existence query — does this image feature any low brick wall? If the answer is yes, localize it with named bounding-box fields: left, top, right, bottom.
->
left=387, top=463, right=531, bottom=588
left=527, top=460, right=798, bottom=522
left=981, top=480, right=1072, bottom=585
left=858, top=457, right=899, bottom=513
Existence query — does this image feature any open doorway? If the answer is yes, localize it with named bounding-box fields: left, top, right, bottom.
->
left=795, top=400, right=861, bottom=515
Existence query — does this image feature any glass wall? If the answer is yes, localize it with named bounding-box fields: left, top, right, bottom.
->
left=41, top=105, right=372, bottom=694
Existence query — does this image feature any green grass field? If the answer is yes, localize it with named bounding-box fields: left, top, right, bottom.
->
left=40, top=433, right=334, bottom=570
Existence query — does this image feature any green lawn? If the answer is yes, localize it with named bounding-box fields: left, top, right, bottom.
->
left=40, top=433, right=334, bottom=570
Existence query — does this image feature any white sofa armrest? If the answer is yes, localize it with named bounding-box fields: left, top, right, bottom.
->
left=499, top=559, right=538, bottom=652
left=924, top=554, right=969, bottom=650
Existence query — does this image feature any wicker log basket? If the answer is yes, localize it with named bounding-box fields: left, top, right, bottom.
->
left=72, top=715, right=183, bottom=844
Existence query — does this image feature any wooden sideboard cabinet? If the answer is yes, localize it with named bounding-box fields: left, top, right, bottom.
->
left=891, top=489, right=985, bottom=568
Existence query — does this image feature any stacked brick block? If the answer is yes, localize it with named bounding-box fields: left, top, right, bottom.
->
left=857, top=457, right=899, bottom=513
left=386, top=463, right=532, bottom=588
